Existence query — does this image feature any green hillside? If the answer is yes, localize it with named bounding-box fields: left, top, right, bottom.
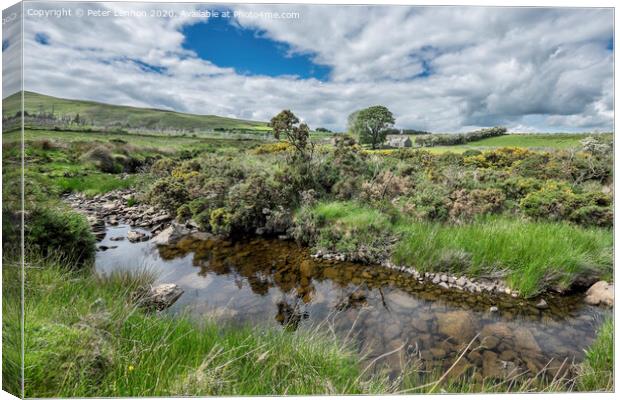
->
left=2, top=91, right=270, bottom=133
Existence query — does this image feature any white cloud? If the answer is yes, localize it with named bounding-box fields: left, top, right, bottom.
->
left=12, top=2, right=614, bottom=132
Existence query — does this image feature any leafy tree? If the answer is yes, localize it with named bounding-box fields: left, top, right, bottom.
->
left=269, top=110, right=312, bottom=158
left=347, top=110, right=360, bottom=134
left=350, top=106, right=395, bottom=149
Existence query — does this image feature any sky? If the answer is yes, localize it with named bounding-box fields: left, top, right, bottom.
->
left=2, top=2, right=614, bottom=132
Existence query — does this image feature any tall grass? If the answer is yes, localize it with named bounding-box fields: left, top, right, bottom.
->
left=19, top=258, right=385, bottom=397
left=393, top=216, right=612, bottom=296
left=577, top=319, right=614, bottom=391
left=55, top=174, right=138, bottom=196
left=303, top=201, right=611, bottom=297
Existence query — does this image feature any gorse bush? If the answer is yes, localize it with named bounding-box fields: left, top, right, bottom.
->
left=24, top=206, right=96, bottom=265
left=147, top=178, right=190, bottom=214
left=448, top=188, right=505, bottom=221
left=520, top=181, right=612, bottom=227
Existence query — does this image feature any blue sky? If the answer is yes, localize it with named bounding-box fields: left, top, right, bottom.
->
left=11, top=3, right=615, bottom=132
left=181, top=12, right=331, bottom=80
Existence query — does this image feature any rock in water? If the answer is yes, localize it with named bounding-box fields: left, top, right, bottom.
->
left=151, top=223, right=189, bottom=245
left=140, top=284, right=184, bottom=311
left=513, top=327, right=541, bottom=353
left=127, top=230, right=149, bottom=243
left=436, top=310, right=478, bottom=343
left=535, top=299, right=549, bottom=309
left=584, top=281, right=614, bottom=307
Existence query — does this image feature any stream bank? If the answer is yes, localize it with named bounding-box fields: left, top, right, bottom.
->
left=64, top=188, right=613, bottom=381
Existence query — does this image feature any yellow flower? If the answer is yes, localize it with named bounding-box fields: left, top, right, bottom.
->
left=128, top=365, right=135, bottom=372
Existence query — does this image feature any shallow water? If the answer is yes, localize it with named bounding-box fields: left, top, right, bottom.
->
left=96, top=225, right=610, bottom=379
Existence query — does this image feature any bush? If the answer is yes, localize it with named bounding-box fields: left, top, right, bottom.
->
left=224, top=173, right=288, bottom=235
left=209, top=208, right=233, bottom=235
left=360, top=170, right=411, bottom=203
left=251, top=142, right=292, bottom=155
left=520, top=182, right=612, bottom=227
left=464, top=147, right=533, bottom=169
left=81, top=146, right=118, bottom=173
left=519, top=181, right=576, bottom=221
left=147, top=178, right=190, bottom=214
left=25, top=207, right=96, bottom=265
left=399, top=183, right=451, bottom=221
left=150, top=158, right=177, bottom=177
left=449, top=188, right=505, bottom=221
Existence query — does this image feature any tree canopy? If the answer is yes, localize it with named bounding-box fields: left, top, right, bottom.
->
left=269, top=110, right=312, bottom=158
left=349, top=106, right=395, bottom=149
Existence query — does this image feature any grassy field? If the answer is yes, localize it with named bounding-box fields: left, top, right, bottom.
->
left=365, top=133, right=613, bottom=154
left=1, top=129, right=265, bottom=200
left=3, top=91, right=271, bottom=134
left=4, top=129, right=266, bottom=152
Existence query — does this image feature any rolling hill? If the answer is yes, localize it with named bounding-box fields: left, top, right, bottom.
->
left=2, top=91, right=270, bottom=133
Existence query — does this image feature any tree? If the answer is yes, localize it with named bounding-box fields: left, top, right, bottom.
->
left=269, top=110, right=312, bottom=158
left=350, top=106, right=395, bottom=149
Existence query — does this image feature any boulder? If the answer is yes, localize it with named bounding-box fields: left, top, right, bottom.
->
left=584, top=281, right=614, bottom=307
left=513, top=327, right=541, bottom=353
left=140, top=283, right=183, bottom=311
left=151, top=223, right=189, bottom=245
left=482, top=351, right=503, bottom=379
left=127, top=230, right=149, bottom=243
left=480, top=322, right=513, bottom=340
left=436, top=310, right=478, bottom=343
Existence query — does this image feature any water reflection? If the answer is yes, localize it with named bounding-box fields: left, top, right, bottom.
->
left=96, top=227, right=610, bottom=380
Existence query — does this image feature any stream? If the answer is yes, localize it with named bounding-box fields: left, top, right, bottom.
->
left=96, top=224, right=610, bottom=381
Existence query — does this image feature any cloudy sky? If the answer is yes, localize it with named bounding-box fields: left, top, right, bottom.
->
left=3, top=2, right=614, bottom=132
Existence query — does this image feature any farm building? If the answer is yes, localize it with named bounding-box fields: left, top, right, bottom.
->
left=386, top=135, right=412, bottom=148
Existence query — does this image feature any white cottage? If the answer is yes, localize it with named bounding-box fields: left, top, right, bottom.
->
left=386, top=135, right=412, bottom=148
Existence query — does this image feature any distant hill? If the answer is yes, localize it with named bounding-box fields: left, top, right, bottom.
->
left=2, top=91, right=270, bottom=134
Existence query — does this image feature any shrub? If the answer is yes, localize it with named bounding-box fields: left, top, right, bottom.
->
left=209, top=208, right=233, bottom=235
left=462, top=149, right=482, bottom=157
left=464, top=147, right=532, bottom=169
left=224, top=173, right=288, bottom=234
left=25, top=207, right=96, bottom=265
left=519, top=181, right=576, bottom=221
left=580, top=136, right=612, bottom=156
left=150, top=158, right=177, bottom=177
left=399, top=183, right=451, bottom=221
left=251, top=142, right=292, bottom=155
left=81, top=146, right=118, bottom=173
left=176, top=204, right=192, bottom=222
left=449, top=188, right=506, bottom=221
left=520, top=182, right=612, bottom=227
left=360, top=170, right=411, bottom=203
left=498, top=176, right=543, bottom=199
left=147, top=178, right=189, bottom=214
